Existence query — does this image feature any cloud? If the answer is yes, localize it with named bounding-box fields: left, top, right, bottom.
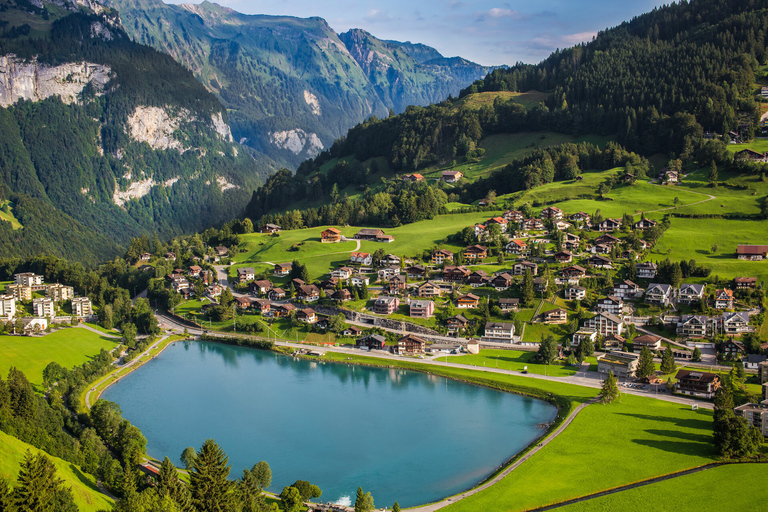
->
left=446, top=1, right=466, bottom=10
left=364, top=9, right=391, bottom=23
left=524, top=31, right=598, bottom=51
left=487, top=8, right=520, bottom=18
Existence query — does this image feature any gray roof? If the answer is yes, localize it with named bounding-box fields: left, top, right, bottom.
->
left=679, top=283, right=704, bottom=294
left=485, top=322, right=515, bottom=330
left=647, top=283, right=672, bottom=294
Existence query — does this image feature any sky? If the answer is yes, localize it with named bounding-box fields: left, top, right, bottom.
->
left=166, top=0, right=669, bottom=66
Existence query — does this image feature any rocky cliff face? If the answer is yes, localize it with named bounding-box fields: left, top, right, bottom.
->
left=0, top=55, right=111, bottom=107
left=125, top=106, right=235, bottom=151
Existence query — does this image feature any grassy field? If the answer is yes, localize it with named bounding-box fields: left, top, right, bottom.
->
left=0, top=430, right=113, bottom=512
left=454, top=91, right=551, bottom=110
left=0, top=327, right=119, bottom=389
left=443, top=393, right=717, bottom=512
left=0, top=199, right=22, bottom=230
left=557, top=463, right=768, bottom=512
left=445, top=349, right=594, bottom=377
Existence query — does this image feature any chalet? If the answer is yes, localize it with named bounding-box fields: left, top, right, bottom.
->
left=675, top=370, right=721, bottom=399
left=409, top=300, right=435, bottom=318
left=597, top=352, right=639, bottom=379
left=402, top=173, right=424, bottom=182
left=521, top=218, right=545, bottom=231
left=734, top=148, right=768, bottom=163
left=677, top=315, right=711, bottom=338
left=442, top=170, right=463, bottom=182
left=446, top=315, right=469, bottom=333
left=341, top=326, right=362, bottom=337
left=431, top=249, right=453, bottom=265
left=297, top=285, right=320, bottom=302
left=591, top=244, right=612, bottom=255
left=503, top=210, right=525, bottom=223
left=632, top=334, right=662, bottom=351
left=273, top=262, right=292, bottom=276
left=271, top=303, right=295, bottom=317
left=237, top=267, right=255, bottom=283
left=734, top=277, right=757, bottom=289
left=331, top=267, right=354, bottom=280
left=596, top=218, right=621, bottom=232
left=443, top=266, right=471, bottom=283
left=636, top=261, right=657, bottom=279
left=722, top=312, right=751, bottom=335
left=469, top=270, right=490, bottom=286
left=597, top=295, right=624, bottom=315
left=473, top=223, right=486, bottom=239
left=321, top=228, right=342, bottom=243
left=664, top=169, right=679, bottom=183
left=645, top=283, right=673, bottom=305
left=572, top=329, right=597, bottom=348
left=506, top=239, right=528, bottom=255
left=541, top=206, right=564, bottom=220
left=612, top=279, right=641, bottom=299
left=498, top=298, right=520, bottom=312
left=584, top=312, right=624, bottom=336
left=589, top=255, right=612, bottom=268
left=397, top=334, right=427, bottom=355
left=623, top=173, right=636, bottom=183
left=534, top=277, right=548, bottom=293
left=603, top=334, right=626, bottom=352
left=678, top=283, right=705, bottom=304
left=205, top=284, right=222, bottom=299
left=378, top=267, right=401, bottom=282
left=464, top=245, right=488, bottom=260
left=297, top=308, right=317, bottom=324
left=388, top=274, right=407, bottom=294
left=140, top=253, right=151, bottom=261
left=564, top=285, right=586, bottom=300
left=555, top=220, right=572, bottom=231
left=268, top=288, right=286, bottom=300
left=554, top=250, right=573, bottom=263
left=215, top=246, right=228, bottom=257
left=351, top=276, right=370, bottom=287
left=291, top=278, right=306, bottom=290
left=564, top=233, right=581, bottom=251
left=595, top=234, right=620, bottom=246
left=543, top=308, right=568, bottom=324
left=406, top=265, right=427, bottom=279
left=260, top=223, right=281, bottom=233
left=745, top=354, right=768, bottom=370
left=235, top=296, right=252, bottom=309
left=354, top=228, right=385, bottom=241
left=714, top=289, right=734, bottom=309
left=188, top=265, right=203, bottom=278
left=621, top=249, right=639, bottom=260
left=486, top=217, right=509, bottom=232
left=491, top=273, right=513, bottom=291
left=513, top=261, right=538, bottom=276
left=635, top=219, right=657, bottom=230
left=417, top=281, right=443, bottom=297
left=350, top=252, right=373, bottom=266
left=562, top=265, right=586, bottom=279
left=482, top=322, right=515, bottom=343
left=357, top=334, right=386, bottom=351
left=373, top=296, right=399, bottom=315
left=172, top=278, right=190, bottom=293
left=457, top=293, right=480, bottom=309
left=252, top=299, right=271, bottom=314
left=332, top=289, right=352, bottom=302
left=571, top=212, right=591, bottom=224
left=381, top=254, right=401, bottom=266
left=737, top=245, right=768, bottom=260
left=723, top=338, right=745, bottom=357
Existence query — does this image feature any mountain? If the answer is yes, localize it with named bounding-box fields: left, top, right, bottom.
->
left=0, top=0, right=267, bottom=263
left=101, top=0, right=493, bottom=168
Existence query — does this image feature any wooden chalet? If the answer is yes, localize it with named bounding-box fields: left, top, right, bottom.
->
left=464, top=244, right=488, bottom=260
left=457, top=293, right=480, bottom=309
left=321, top=228, right=342, bottom=243
left=261, top=223, right=281, bottom=233
left=397, top=334, right=427, bottom=355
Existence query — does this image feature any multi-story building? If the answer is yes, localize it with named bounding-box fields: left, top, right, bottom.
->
left=397, top=334, right=427, bottom=355
left=636, top=262, right=657, bottom=279
left=675, top=370, right=721, bottom=399
left=645, top=283, right=673, bottom=305
left=409, top=300, right=435, bottom=319
left=6, top=284, right=31, bottom=301
left=0, top=294, right=16, bottom=320
left=584, top=312, right=624, bottom=336
left=33, top=297, right=55, bottom=318
left=46, top=284, right=74, bottom=302
left=14, top=272, right=43, bottom=287
left=597, top=351, right=638, bottom=379
left=72, top=297, right=93, bottom=317
left=596, top=296, right=624, bottom=315
left=678, top=283, right=705, bottom=304
left=481, top=322, right=515, bottom=343
left=734, top=401, right=768, bottom=437
left=373, top=296, right=399, bottom=315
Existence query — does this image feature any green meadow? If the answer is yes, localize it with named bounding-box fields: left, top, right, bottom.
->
left=0, top=327, right=119, bottom=388
left=445, top=349, right=594, bottom=377
left=0, top=430, right=113, bottom=512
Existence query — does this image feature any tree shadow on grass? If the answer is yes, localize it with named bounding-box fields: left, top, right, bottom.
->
left=616, top=410, right=713, bottom=432
left=643, top=428, right=713, bottom=444
left=631, top=436, right=717, bottom=458
left=69, top=464, right=101, bottom=493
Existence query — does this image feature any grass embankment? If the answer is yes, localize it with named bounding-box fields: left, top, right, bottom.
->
left=557, top=463, right=768, bottom=512
left=446, top=349, right=597, bottom=377
left=443, top=393, right=717, bottom=512
left=0, top=430, right=113, bottom=512
left=0, top=199, right=22, bottom=230
left=78, top=334, right=185, bottom=413
left=0, top=327, right=119, bottom=389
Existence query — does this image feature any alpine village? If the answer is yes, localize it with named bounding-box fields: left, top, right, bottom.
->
left=2, top=0, right=768, bottom=511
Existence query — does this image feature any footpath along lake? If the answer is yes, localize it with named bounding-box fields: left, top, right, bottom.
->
left=103, top=341, right=557, bottom=507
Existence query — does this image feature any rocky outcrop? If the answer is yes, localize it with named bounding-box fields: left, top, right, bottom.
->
left=0, top=55, right=111, bottom=108
left=269, top=129, right=324, bottom=157
left=126, top=106, right=185, bottom=151
left=210, top=111, right=233, bottom=142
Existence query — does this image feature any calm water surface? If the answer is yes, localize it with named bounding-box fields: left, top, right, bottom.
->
left=103, top=341, right=557, bottom=507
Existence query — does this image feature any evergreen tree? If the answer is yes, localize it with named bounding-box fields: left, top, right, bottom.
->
left=660, top=346, right=676, bottom=374
left=522, top=269, right=535, bottom=306
left=0, top=477, right=12, bottom=512
left=252, top=461, right=272, bottom=490
left=635, top=346, right=655, bottom=380
left=190, top=439, right=234, bottom=512
left=692, top=347, right=702, bottom=362
left=180, top=446, right=197, bottom=470
left=280, top=486, right=302, bottom=512
left=537, top=335, right=558, bottom=365
left=670, top=263, right=683, bottom=288
left=12, top=451, right=77, bottom=512
left=599, top=371, right=619, bottom=404
left=354, top=486, right=375, bottom=512
left=392, top=502, right=401, bottom=512
left=713, top=385, right=761, bottom=458
left=576, top=337, right=594, bottom=362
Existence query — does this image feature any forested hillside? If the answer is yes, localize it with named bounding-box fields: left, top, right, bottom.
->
left=0, top=0, right=268, bottom=263
left=244, top=0, right=768, bottom=225
left=102, top=0, right=493, bottom=169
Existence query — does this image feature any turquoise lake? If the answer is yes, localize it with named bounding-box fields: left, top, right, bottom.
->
left=103, top=341, right=557, bottom=507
